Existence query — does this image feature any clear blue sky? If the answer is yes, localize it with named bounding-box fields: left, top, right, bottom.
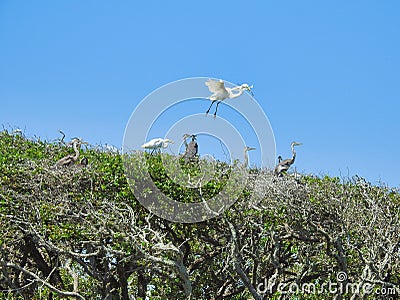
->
left=1, top=1, right=399, bottom=187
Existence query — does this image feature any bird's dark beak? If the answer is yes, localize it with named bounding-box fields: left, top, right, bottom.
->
left=246, top=87, right=254, bottom=96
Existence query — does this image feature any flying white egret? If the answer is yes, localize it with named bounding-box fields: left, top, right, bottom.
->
left=243, top=146, right=256, bottom=168
left=56, top=138, right=88, bottom=167
left=183, top=134, right=198, bottom=162
left=274, top=142, right=302, bottom=176
left=141, top=138, right=174, bottom=154
left=205, top=79, right=254, bottom=118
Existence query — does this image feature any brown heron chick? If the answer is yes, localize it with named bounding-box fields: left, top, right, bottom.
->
left=274, top=142, right=302, bottom=176
left=183, top=134, right=198, bottom=163
left=76, top=157, right=89, bottom=168
left=55, top=138, right=88, bottom=167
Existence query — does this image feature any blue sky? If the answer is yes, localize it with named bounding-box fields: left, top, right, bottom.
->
left=0, top=1, right=399, bottom=187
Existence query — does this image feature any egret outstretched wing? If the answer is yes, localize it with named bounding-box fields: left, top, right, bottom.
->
left=205, top=79, right=253, bottom=117
left=205, top=79, right=227, bottom=94
left=141, top=138, right=174, bottom=153
left=141, top=138, right=163, bottom=149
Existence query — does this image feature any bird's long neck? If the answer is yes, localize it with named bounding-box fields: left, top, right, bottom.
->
left=73, top=142, right=80, bottom=160
left=230, top=88, right=245, bottom=99
left=183, top=138, right=188, bottom=148
left=244, top=149, right=249, bottom=168
left=291, top=144, right=296, bottom=163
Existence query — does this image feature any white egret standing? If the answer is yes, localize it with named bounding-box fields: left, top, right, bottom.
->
left=205, top=79, right=254, bottom=118
left=243, top=146, right=256, bottom=168
left=274, top=142, right=302, bottom=176
left=141, top=138, right=174, bottom=154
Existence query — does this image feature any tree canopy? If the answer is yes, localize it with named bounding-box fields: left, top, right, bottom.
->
left=0, top=130, right=399, bottom=299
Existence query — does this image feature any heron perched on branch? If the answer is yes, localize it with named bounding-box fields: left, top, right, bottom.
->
left=243, top=146, right=256, bottom=168
left=205, top=79, right=254, bottom=118
left=141, top=138, right=174, bottom=154
left=274, top=142, right=302, bottom=176
left=182, top=134, right=198, bottom=162
left=55, top=138, right=88, bottom=167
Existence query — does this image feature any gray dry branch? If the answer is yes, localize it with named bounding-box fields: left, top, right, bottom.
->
left=233, top=173, right=400, bottom=299
left=0, top=132, right=399, bottom=299
left=0, top=173, right=193, bottom=299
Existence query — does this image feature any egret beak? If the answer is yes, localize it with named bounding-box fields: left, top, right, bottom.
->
left=248, top=147, right=256, bottom=151
left=246, top=86, right=254, bottom=96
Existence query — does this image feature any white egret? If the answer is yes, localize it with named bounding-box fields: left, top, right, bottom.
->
left=274, top=142, right=302, bottom=176
left=56, top=138, right=88, bottom=167
left=205, top=79, right=254, bottom=118
left=141, top=138, right=174, bottom=154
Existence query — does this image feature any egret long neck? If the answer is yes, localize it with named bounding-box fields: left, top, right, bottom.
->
left=229, top=89, right=245, bottom=99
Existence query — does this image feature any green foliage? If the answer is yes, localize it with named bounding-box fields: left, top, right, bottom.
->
left=0, top=130, right=399, bottom=299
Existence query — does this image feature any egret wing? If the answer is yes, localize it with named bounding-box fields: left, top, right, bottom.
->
left=141, top=138, right=162, bottom=148
left=205, top=79, right=226, bottom=93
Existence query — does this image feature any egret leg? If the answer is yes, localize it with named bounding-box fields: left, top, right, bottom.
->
left=213, top=101, right=221, bottom=118
left=205, top=100, right=216, bottom=115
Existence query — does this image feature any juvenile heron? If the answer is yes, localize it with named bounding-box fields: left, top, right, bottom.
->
left=76, top=157, right=89, bottom=168
left=243, top=146, right=256, bottom=168
left=205, top=79, right=254, bottom=118
left=183, top=134, right=198, bottom=162
left=56, top=138, right=88, bottom=167
left=274, top=142, right=302, bottom=176
left=141, top=138, right=174, bottom=154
